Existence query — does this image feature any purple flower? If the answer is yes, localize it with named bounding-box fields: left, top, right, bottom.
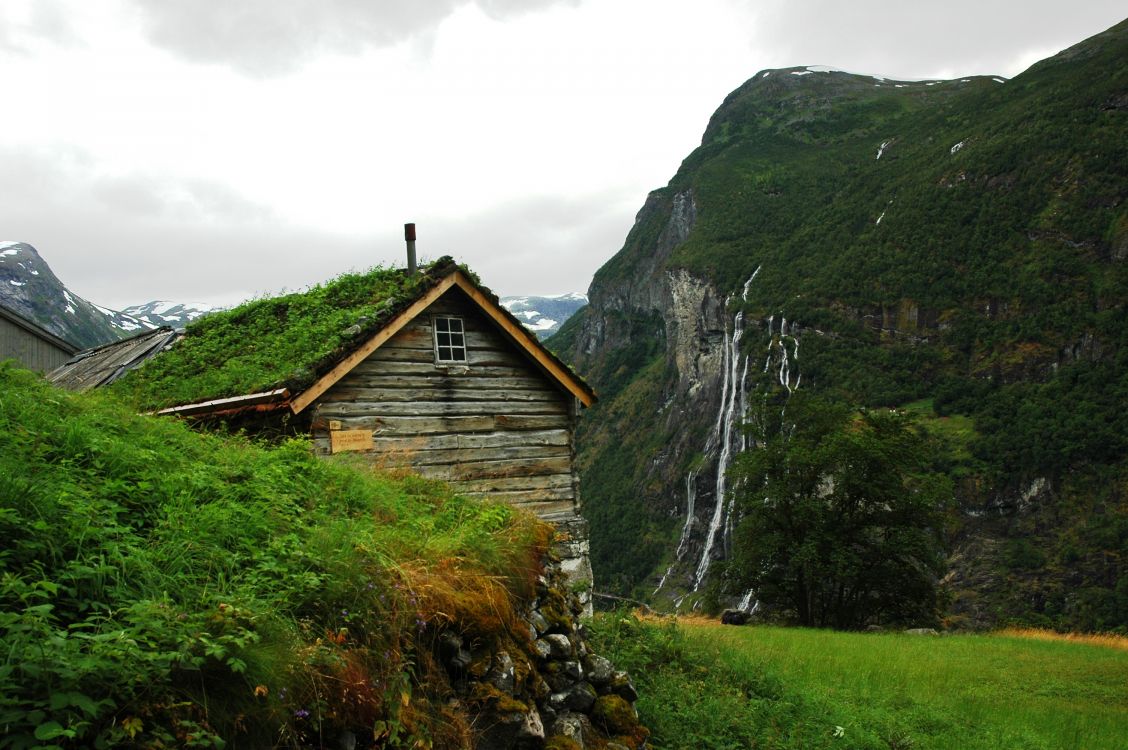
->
left=294, top=708, right=310, bottom=719
left=341, top=609, right=349, bottom=617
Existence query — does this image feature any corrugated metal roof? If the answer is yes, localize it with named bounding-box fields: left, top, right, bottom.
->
left=47, top=327, right=180, bottom=392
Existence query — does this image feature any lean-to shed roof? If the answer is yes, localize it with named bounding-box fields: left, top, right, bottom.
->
left=48, top=327, right=179, bottom=392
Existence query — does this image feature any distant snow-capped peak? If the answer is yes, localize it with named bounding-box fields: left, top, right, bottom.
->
left=120, top=300, right=217, bottom=328
left=500, top=293, right=587, bottom=339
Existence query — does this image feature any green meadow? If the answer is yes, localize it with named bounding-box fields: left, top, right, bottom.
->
left=591, top=614, right=1128, bottom=750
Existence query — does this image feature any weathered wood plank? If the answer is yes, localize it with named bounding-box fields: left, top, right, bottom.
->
left=364, top=346, right=529, bottom=367
left=384, top=327, right=510, bottom=351
left=455, top=488, right=576, bottom=504
left=349, top=362, right=540, bottom=379
left=310, top=413, right=572, bottom=436
left=316, top=400, right=568, bottom=417
left=336, top=373, right=552, bottom=392
left=368, top=429, right=570, bottom=450
left=370, top=444, right=570, bottom=467
left=445, top=473, right=574, bottom=493
left=327, top=386, right=563, bottom=403
left=511, top=500, right=579, bottom=517
left=414, top=456, right=573, bottom=481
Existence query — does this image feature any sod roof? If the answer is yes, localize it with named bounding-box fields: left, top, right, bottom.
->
left=114, top=258, right=462, bottom=411
left=113, top=257, right=595, bottom=413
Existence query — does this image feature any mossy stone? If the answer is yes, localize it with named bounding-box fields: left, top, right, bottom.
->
left=468, top=682, right=528, bottom=715
left=545, top=736, right=582, bottom=750
left=592, top=695, right=646, bottom=742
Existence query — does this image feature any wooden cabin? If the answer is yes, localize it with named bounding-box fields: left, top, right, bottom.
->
left=0, top=302, right=79, bottom=373
left=71, top=258, right=597, bottom=606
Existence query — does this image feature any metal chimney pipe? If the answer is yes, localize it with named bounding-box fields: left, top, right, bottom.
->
left=404, top=223, right=417, bottom=276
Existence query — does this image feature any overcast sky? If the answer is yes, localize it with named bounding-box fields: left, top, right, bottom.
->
left=2, top=1, right=1124, bottom=309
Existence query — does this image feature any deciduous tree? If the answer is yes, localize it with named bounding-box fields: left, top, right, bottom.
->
left=724, top=395, right=952, bottom=629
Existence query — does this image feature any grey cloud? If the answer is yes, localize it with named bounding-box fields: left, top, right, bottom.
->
left=416, top=190, right=636, bottom=298
left=129, top=0, right=579, bottom=77
left=0, top=146, right=624, bottom=309
left=0, top=146, right=349, bottom=308
left=90, top=174, right=276, bottom=224
left=0, top=0, right=78, bottom=55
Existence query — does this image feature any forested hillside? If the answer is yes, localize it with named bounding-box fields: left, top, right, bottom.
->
left=555, top=18, right=1128, bottom=630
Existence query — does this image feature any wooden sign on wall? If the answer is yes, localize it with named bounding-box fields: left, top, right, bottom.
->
left=330, top=429, right=373, bottom=454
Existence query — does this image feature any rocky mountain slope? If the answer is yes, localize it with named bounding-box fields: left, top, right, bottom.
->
left=501, top=293, right=587, bottom=338
left=0, top=242, right=149, bottom=349
left=553, top=19, right=1128, bottom=629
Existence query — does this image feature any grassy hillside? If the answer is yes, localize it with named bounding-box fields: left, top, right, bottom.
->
left=592, top=614, right=1128, bottom=750
left=559, top=19, right=1128, bottom=624
left=0, top=362, right=548, bottom=748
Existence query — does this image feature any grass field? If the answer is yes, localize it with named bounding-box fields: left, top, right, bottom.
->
left=591, top=614, right=1128, bottom=750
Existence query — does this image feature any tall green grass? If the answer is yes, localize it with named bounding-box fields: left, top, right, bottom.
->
left=0, top=363, right=547, bottom=748
left=591, top=614, right=1128, bottom=750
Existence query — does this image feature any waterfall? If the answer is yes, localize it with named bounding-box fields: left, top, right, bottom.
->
left=742, top=265, right=762, bottom=301
left=657, top=265, right=803, bottom=600
left=654, top=471, right=698, bottom=594
left=724, top=353, right=752, bottom=556
left=693, top=275, right=759, bottom=589
left=737, top=589, right=759, bottom=614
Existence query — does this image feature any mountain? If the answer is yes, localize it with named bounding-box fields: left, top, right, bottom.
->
left=0, top=241, right=150, bottom=349
left=501, top=293, right=587, bottom=338
left=120, top=299, right=216, bottom=329
left=554, top=19, right=1128, bottom=629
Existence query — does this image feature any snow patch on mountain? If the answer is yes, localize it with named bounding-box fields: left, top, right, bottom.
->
left=120, top=300, right=217, bottom=329
left=499, top=293, right=588, bottom=339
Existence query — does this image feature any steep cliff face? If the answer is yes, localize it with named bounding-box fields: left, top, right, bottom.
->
left=554, top=18, right=1128, bottom=627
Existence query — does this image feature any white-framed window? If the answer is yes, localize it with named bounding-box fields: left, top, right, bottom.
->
left=433, top=316, right=468, bottom=363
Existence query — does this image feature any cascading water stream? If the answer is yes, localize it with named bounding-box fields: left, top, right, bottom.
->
left=690, top=265, right=760, bottom=590
left=692, top=309, right=745, bottom=589
left=654, top=471, right=698, bottom=594
left=655, top=265, right=806, bottom=605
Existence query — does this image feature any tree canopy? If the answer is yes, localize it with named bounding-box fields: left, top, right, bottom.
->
left=723, top=395, right=953, bottom=629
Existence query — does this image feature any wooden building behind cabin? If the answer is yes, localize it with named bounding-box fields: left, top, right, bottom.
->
left=0, top=302, right=79, bottom=373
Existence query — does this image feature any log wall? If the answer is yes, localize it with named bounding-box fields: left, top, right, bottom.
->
left=311, top=288, right=581, bottom=520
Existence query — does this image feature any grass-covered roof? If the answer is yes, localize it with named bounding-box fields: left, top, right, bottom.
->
left=114, top=257, right=468, bottom=411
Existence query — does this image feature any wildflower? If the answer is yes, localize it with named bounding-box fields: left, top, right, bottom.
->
left=341, top=609, right=349, bottom=617
left=295, top=709, right=310, bottom=719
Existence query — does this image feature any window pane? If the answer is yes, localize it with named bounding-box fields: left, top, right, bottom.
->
left=435, top=316, right=468, bottom=364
